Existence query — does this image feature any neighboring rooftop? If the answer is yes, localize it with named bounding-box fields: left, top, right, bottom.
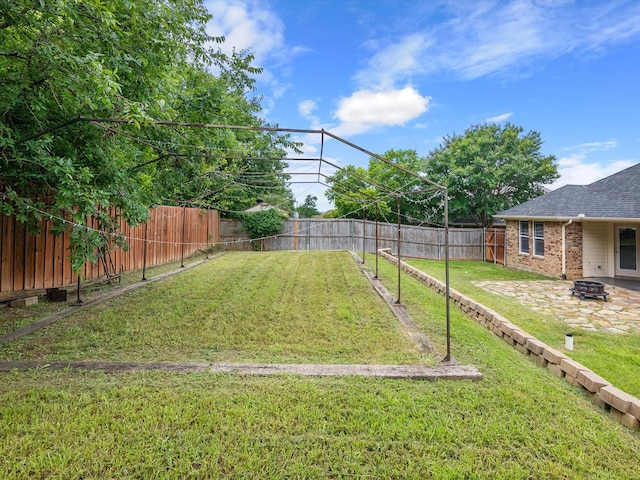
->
left=243, top=200, right=289, bottom=215
left=496, top=163, right=640, bottom=220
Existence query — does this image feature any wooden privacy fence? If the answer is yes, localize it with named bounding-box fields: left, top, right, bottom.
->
left=221, top=218, right=487, bottom=260
left=0, top=206, right=219, bottom=297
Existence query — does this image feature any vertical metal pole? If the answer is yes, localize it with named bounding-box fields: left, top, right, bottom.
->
left=395, top=196, right=401, bottom=304
left=75, top=275, right=83, bottom=305
left=142, top=221, right=148, bottom=281
left=444, top=189, right=451, bottom=362
left=180, top=206, right=186, bottom=268
left=375, top=203, right=379, bottom=279
left=362, top=207, right=366, bottom=263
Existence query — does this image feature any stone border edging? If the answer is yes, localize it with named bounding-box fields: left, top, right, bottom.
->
left=348, top=251, right=440, bottom=356
left=0, top=360, right=482, bottom=380
left=378, top=249, right=640, bottom=430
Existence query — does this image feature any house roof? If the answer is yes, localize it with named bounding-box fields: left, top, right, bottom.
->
left=243, top=201, right=289, bottom=215
left=450, top=215, right=506, bottom=227
left=496, top=162, right=640, bottom=221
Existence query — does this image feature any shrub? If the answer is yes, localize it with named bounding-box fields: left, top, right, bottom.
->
left=243, top=209, right=285, bottom=250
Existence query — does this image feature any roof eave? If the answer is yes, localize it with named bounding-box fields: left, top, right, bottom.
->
left=496, top=215, right=640, bottom=223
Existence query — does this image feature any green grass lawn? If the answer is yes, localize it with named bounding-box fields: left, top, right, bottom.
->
left=1, top=251, right=639, bottom=479
left=2, top=368, right=639, bottom=479
left=403, top=258, right=640, bottom=398
left=0, top=257, right=200, bottom=337
left=0, top=251, right=429, bottom=365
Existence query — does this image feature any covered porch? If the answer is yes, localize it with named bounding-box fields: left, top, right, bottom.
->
left=583, top=276, right=640, bottom=293
left=582, top=221, right=640, bottom=280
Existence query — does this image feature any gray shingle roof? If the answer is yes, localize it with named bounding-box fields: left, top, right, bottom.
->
left=496, top=163, right=640, bottom=220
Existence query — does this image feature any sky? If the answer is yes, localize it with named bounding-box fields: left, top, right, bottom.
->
left=203, top=0, right=640, bottom=211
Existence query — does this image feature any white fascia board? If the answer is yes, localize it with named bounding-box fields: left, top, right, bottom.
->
left=496, top=215, right=640, bottom=223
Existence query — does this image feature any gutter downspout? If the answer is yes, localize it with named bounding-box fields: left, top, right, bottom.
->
left=562, top=219, right=573, bottom=279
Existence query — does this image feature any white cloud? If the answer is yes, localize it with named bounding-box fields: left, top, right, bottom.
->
left=354, top=34, right=429, bottom=90
left=286, top=140, right=317, bottom=158
left=298, top=100, right=317, bottom=119
left=564, top=140, right=619, bottom=154
left=582, top=4, right=640, bottom=47
left=332, top=87, right=430, bottom=136
left=202, top=0, right=640, bottom=162
left=205, top=0, right=284, bottom=63
left=485, top=112, right=513, bottom=123
left=441, top=0, right=553, bottom=79
left=203, top=0, right=305, bottom=101
left=352, top=1, right=640, bottom=86
left=206, top=0, right=640, bottom=90
left=547, top=136, right=634, bottom=189
left=295, top=100, right=329, bottom=133
left=550, top=156, right=634, bottom=189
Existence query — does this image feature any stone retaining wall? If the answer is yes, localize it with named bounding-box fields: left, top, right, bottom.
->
left=379, top=249, right=640, bottom=430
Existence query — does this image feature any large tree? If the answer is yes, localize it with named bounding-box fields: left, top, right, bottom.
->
left=365, top=149, right=441, bottom=224
left=324, top=150, right=439, bottom=224
left=325, top=125, right=558, bottom=228
left=0, top=0, right=295, bottom=270
left=295, top=195, right=320, bottom=218
left=324, top=165, right=378, bottom=219
left=425, top=123, right=558, bottom=227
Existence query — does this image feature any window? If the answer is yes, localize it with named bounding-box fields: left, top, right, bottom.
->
left=533, top=221, right=544, bottom=257
left=519, top=221, right=529, bottom=254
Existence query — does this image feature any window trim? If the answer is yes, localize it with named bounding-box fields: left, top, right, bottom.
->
left=519, top=221, right=530, bottom=254
left=533, top=221, right=545, bottom=257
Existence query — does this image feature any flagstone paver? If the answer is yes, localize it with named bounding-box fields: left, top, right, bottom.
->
left=474, top=280, right=640, bottom=334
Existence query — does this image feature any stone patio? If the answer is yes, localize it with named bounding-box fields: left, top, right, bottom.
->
left=473, top=280, right=640, bottom=334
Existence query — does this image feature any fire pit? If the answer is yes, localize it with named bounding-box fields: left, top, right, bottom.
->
left=571, top=280, right=609, bottom=301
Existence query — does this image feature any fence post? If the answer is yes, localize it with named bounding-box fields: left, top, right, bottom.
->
left=351, top=218, right=355, bottom=252
left=362, top=209, right=366, bottom=263
left=482, top=227, right=486, bottom=263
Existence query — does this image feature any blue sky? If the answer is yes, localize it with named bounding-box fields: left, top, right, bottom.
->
left=204, top=0, right=640, bottom=210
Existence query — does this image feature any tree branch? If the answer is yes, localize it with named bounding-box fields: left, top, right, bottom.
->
left=0, top=52, right=27, bottom=59
left=130, top=155, right=169, bottom=170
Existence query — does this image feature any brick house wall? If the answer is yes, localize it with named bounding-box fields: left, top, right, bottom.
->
left=564, top=222, right=583, bottom=278
left=505, top=220, right=583, bottom=278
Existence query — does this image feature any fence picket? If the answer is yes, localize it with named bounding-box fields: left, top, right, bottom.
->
left=0, top=206, right=220, bottom=297
left=220, top=218, right=499, bottom=261
left=1, top=210, right=502, bottom=298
